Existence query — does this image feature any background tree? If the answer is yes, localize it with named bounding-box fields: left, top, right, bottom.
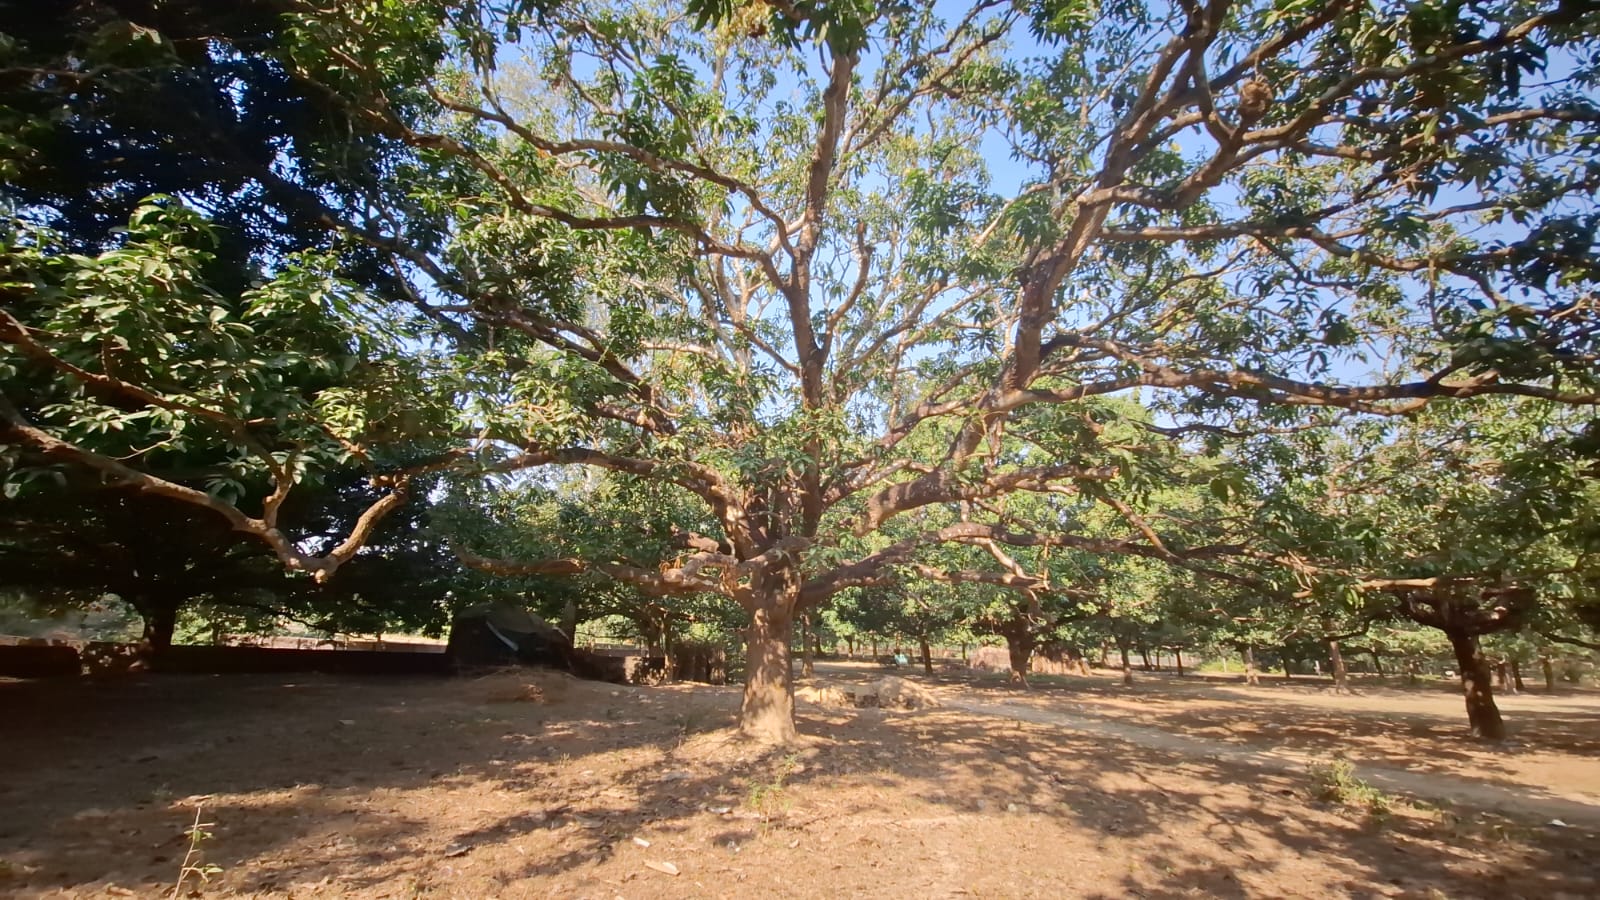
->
left=1246, top=399, right=1600, bottom=738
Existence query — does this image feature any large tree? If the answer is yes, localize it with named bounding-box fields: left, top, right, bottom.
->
left=5, top=1, right=1599, bottom=742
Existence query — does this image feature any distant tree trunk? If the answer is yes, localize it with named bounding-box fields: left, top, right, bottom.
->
left=1446, top=630, right=1506, bottom=741
left=871, top=636, right=879, bottom=659
left=1282, top=653, right=1294, bottom=680
left=741, top=591, right=797, bottom=743
left=919, top=636, right=933, bottom=675
left=1119, top=646, right=1134, bottom=685
left=1369, top=649, right=1384, bottom=678
left=1139, top=646, right=1152, bottom=671
left=1174, top=649, right=1184, bottom=677
left=1494, top=659, right=1515, bottom=694
left=845, top=636, right=855, bottom=659
left=1327, top=634, right=1349, bottom=693
left=1099, top=641, right=1110, bottom=666
left=1511, top=658, right=1525, bottom=693
left=134, top=595, right=179, bottom=660
left=799, top=613, right=815, bottom=679
left=1243, top=645, right=1260, bottom=686
left=560, top=599, right=578, bottom=642
left=1542, top=655, right=1555, bottom=692
left=1005, top=632, right=1034, bottom=688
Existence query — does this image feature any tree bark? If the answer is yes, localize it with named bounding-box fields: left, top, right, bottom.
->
left=1243, top=645, right=1260, bottom=686
left=1174, top=648, right=1184, bottom=677
left=919, top=636, right=933, bottom=675
left=1120, top=646, right=1133, bottom=685
left=1369, top=649, right=1384, bottom=678
left=1495, top=660, right=1514, bottom=694
left=1327, top=636, right=1349, bottom=693
left=1446, top=630, right=1506, bottom=741
left=1511, top=658, right=1525, bottom=693
left=1005, top=632, right=1034, bottom=688
left=1139, top=646, right=1152, bottom=671
left=135, top=596, right=178, bottom=660
left=1542, top=655, right=1555, bottom=692
left=799, top=613, right=815, bottom=679
left=741, top=599, right=797, bottom=743
left=1282, top=653, right=1293, bottom=681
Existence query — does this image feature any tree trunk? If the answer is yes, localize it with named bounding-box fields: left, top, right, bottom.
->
left=1542, top=655, right=1555, bottom=692
left=1282, top=654, right=1293, bottom=681
left=1243, top=645, right=1260, bottom=686
left=1174, top=649, right=1184, bottom=677
left=1370, top=649, right=1384, bottom=678
left=1446, top=630, right=1506, bottom=741
left=741, top=601, right=797, bottom=743
left=136, top=597, right=178, bottom=660
left=1139, top=647, right=1152, bottom=671
left=845, top=636, right=855, bottom=659
left=1327, top=635, right=1349, bottom=693
left=1511, top=658, right=1525, bottom=693
left=799, top=613, right=815, bottom=679
left=560, top=599, right=578, bottom=642
left=663, top=624, right=677, bottom=682
left=919, top=637, right=933, bottom=675
left=1005, top=633, right=1033, bottom=688
left=1119, top=646, right=1133, bottom=685
left=871, top=636, right=879, bottom=659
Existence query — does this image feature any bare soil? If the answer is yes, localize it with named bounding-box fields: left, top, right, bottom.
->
left=891, top=663, right=1600, bottom=801
left=1, top=668, right=1596, bottom=899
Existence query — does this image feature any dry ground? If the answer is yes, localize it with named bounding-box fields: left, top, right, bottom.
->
left=1, top=667, right=1596, bottom=899
left=871, top=662, right=1600, bottom=802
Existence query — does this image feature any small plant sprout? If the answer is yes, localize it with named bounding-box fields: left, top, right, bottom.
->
left=171, top=802, right=223, bottom=897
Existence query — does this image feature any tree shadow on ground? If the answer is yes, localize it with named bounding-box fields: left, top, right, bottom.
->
left=0, top=671, right=1595, bottom=898
left=811, top=660, right=1600, bottom=797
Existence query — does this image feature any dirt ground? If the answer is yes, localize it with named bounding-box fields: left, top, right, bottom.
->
left=2, top=667, right=1597, bottom=899
left=883, top=662, right=1600, bottom=801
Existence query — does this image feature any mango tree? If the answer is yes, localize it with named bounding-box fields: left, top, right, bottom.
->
left=8, top=0, right=1600, bottom=742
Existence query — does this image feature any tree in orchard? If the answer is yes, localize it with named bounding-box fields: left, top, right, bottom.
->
left=9, top=0, right=1600, bottom=742
left=437, top=469, right=747, bottom=669
left=0, top=457, right=474, bottom=651
left=1, top=2, right=475, bottom=588
left=1246, top=398, right=1600, bottom=739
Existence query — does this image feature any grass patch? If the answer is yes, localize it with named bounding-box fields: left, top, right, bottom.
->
left=1308, top=758, right=1393, bottom=818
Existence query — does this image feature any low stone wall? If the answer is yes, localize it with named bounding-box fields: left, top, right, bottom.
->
left=0, top=639, right=450, bottom=678
left=0, top=642, right=81, bottom=677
